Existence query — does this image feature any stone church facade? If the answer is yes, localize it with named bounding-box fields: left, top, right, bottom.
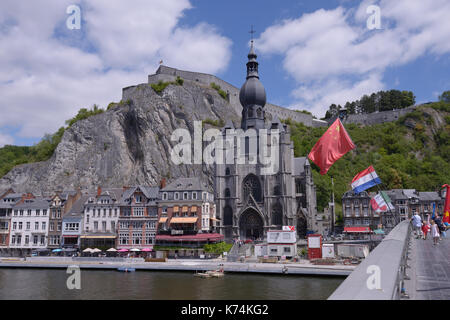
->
left=215, top=42, right=318, bottom=241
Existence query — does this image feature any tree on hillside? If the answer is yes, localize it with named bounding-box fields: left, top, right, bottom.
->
left=439, top=91, right=450, bottom=103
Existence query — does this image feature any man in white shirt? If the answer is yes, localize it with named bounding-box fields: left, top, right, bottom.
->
left=411, top=213, right=422, bottom=238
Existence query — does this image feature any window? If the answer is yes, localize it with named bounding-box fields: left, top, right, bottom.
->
left=132, top=232, right=142, bottom=245
left=27, top=210, right=31, bottom=216
left=103, top=209, right=106, bottom=217
left=102, top=221, right=106, bottom=232
left=174, top=192, right=179, bottom=200
left=94, top=221, right=98, bottom=232
left=162, top=193, right=168, bottom=200
left=17, top=235, right=22, bottom=245
left=13, top=222, right=17, bottom=230
left=14, top=210, right=18, bottom=216
left=35, top=222, right=39, bottom=230
left=43, top=209, right=47, bottom=216
left=134, top=207, right=144, bottom=216
left=119, top=233, right=129, bottom=245
left=49, top=223, right=54, bottom=231
left=111, top=221, right=115, bottom=232
left=135, top=195, right=142, bottom=203
left=11, top=235, right=16, bottom=245
left=18, top=222, right=22, bottom=230
left=40, top=235, right=45, bottom=245
left=26, top=222, right=30, bottom=230
left=25, top=235, right=29, bottom=245
left=183, top=192, right=188, bottom=200
left=162, top=206, right=167, bottom=214
left=57, top=222, right=61, bottom=231
left=225, top=167, right=230, bottom=176
left=36, top=210, right=40, bottom=216
left=42, top=222, right=46, bottom=230
left=283, top=247, right=291, bottom=253
left=57, top=209, right=61, bottom=218
left=109, top=209, right=112, bottom=217
left=192, top=192, right=197, bottom=200
left=114, top=208, right=118, bottom=217
left=20, top=210, right=23, bottom=216
left=33, top=235, right=38, bottom=245
left=86, top=214, right=90, bottom=223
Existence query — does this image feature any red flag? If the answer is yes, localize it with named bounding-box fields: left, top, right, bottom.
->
left=308, top=118, right=356, bottom=175
left=442, top=184, right=450, bottom=224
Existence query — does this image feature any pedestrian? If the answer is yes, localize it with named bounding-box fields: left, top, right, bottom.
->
left=431, top=220, right=440, bottom=245
left=433, top=214, right=446, bottom=239
left=411, top=212, right=422, bottom=239
left=421, top=222, right=430, bottom=240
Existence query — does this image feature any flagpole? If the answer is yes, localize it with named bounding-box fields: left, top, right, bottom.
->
left=368, top=170, right=398, bottom=228
left=331, top=176, right=335, bottom=236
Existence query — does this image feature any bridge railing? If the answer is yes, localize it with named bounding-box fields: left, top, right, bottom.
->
left=328, top=220, right=412, bottom=300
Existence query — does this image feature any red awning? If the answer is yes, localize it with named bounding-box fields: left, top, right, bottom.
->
left=63, top=235, right=79, bottom=238
left=155, top=233, right=224, bottom=242
left=344, top=227, right=372, bottom=233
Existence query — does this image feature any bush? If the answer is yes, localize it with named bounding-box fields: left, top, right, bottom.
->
left=150, top=81, right=171, bottom=93
left=202, top=118, right=225, bottom=127
left=210, top=82, right=228, bottom=101
left=203, top=242, right=233, bottom=254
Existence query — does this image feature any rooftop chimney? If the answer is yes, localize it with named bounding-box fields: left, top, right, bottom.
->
left=97, top=186, right=102, bottom=197
left=160, top=178, right=166, bottom=189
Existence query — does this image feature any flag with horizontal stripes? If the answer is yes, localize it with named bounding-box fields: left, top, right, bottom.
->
left=351, top=165, right=381, bottom=194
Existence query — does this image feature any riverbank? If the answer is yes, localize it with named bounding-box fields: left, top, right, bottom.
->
left=0, top=257, right=353, bottom=276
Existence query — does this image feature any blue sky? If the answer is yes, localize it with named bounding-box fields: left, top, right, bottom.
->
left=0, top=0, right=449, bottom=147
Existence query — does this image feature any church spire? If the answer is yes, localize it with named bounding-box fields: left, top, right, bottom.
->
left=239, top=26, right=266, bottom=130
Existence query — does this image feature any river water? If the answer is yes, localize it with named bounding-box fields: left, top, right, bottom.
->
left=0, top=268, right=343, bottom=300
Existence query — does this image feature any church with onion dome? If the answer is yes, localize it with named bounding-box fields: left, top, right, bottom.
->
left=214, top=39, right=320, bottom=241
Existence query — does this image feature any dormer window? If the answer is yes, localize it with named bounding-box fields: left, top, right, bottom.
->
left=183, top=192, right=188, bottom=200
left=162, top=192, right=168, bottom=201
left=192, top=192, right=197, bottom=200
left=135, top=195, right=142, bottom=203
left=174, top=192, right=179, bottom=200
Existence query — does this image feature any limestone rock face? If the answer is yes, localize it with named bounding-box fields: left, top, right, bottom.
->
left=0, top=80, right=240, bottom=193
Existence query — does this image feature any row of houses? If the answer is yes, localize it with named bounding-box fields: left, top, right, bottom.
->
left=342, top=188, right=447, bottom=239
left=0, top=177, right=222, bottom=256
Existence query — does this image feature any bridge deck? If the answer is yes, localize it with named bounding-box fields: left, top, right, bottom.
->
left=406, top=235, right=450, bottom=300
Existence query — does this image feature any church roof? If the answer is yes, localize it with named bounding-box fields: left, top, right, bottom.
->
left=292, top=157, right=309, bottom=176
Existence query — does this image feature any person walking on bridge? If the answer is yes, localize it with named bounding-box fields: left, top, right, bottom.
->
left=431, top=220, right=440, bottom=245
left=411, top=213, right=422, bottom=239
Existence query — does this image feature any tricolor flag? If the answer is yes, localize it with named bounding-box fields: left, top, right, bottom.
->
left=371, top=191, right=394, bottom=213
left=351, top=165, right=382, bottom=194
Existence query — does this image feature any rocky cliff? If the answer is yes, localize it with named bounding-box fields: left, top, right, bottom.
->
left=0, top=78, right=241, bottom=193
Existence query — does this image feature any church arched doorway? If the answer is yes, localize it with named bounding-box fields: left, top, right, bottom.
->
left=239, top=208, right=264, bottom=240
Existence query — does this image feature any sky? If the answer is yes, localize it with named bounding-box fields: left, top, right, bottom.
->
left=1, top=0, right=450, bottom=147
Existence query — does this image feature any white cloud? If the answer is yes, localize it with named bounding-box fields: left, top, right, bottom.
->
left=257, top=0, right=450, bottom=117
left=0, top=132, right=14, bottom=147
left=0, top=0, right=232, bottom=141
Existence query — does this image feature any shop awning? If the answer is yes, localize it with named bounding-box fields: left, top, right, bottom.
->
left=344, top=227, right=372, bottom=233
left=159, top=217, right=168, bottom=223
left=210, top=217, right=221, bottom=221
left=170, top=217, right=198, bottom=224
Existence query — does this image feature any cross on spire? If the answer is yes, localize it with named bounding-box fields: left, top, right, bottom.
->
left=249, top=25, right=256, bottom=42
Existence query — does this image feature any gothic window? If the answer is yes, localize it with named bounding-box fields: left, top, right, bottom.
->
left=224, top=206, right=233, bottom=226
left=242, top=174, right=262, bottom=202
left=225, top=167, right=231, bottom=176
left=271, top=202, right=282, bottom=226
left=225, top=188, right=231, bottom=198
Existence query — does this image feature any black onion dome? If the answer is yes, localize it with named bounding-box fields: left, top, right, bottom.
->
left=239, top=41, right=266, bottom=108
left=239, top=77, right=266, bottom=108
